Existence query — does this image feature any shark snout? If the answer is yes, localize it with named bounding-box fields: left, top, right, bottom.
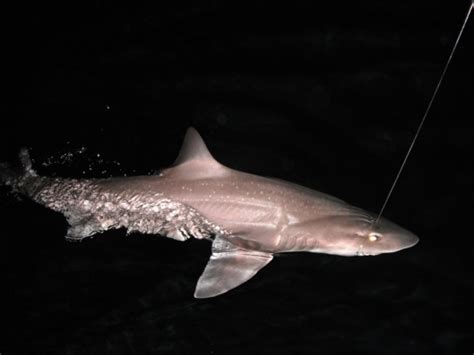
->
left=400, top=232, right=419, bottom=250
left=381, top=230, right=419, bottom=254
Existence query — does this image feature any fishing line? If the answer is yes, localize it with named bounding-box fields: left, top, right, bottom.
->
left=373, top=1, right=473, bottom=226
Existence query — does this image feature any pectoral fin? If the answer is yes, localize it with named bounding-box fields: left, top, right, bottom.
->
left=194, top=239, right=273, bottom=298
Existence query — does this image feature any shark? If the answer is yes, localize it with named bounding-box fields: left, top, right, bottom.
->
left=0, top=127, right=418, bottom=298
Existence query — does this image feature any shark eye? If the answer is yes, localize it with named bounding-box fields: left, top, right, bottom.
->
left=368, top=233, right=382, bottom=242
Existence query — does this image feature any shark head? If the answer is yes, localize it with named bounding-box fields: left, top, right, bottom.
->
left=307, top=213, right=419, bottom=257
left=354, top=217, right=419, bottom=256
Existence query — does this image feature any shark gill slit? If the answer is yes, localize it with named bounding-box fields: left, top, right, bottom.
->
left=372, top=2, right=473, bottom=227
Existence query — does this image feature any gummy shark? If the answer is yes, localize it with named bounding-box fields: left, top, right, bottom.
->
left=0, top=127, right=418, bottom=298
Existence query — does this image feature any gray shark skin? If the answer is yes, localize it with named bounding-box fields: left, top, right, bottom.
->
left=0, top=128, right=419, bottom=298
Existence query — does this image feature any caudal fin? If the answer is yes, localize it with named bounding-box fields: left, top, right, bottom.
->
left=0, top=162, right=16, bottom=186
left=18, top=148, right=37, bottom=177
left=0, top=148, right=37, bottom=188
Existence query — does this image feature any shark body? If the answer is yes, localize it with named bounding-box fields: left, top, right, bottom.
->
left=1, top=128, right=418, bottom=298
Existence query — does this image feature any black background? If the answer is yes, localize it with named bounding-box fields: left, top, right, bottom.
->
left=1, top=1, right=473, bottom=354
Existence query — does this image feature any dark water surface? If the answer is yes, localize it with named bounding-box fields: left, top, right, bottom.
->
left=1, top=1, right=472, bottom=354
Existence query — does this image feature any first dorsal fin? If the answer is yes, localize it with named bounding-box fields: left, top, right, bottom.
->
left=161, top=127, right=229, bottom=179
left=174, top=127, right=216, bottom=166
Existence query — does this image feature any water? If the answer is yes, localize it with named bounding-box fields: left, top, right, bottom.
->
left=1, top=1, right=472, bottom=354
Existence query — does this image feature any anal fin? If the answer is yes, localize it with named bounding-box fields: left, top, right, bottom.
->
left=194, top=237, right=273, bottom=298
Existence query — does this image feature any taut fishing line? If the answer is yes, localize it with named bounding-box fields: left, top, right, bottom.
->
left=373, top=1, right=473, bottom=226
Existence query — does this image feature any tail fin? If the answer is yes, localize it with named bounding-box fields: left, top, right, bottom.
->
left=18, top=148, right=37, bottom=177
left=0, top=148, right=37, bottom=188
left=0, top=162, right=16, bottom=186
